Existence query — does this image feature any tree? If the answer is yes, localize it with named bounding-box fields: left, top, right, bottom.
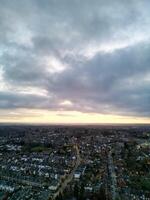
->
left=74, top=183, right=79, bottom=199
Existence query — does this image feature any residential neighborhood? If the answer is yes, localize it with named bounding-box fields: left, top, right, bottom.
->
left=0, top=125, right=150, bottom=200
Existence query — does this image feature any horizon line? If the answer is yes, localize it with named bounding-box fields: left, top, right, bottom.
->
left=0, top=122, right=150, bottom=126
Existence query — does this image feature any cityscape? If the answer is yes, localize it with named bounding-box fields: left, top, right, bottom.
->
left=0, top=125, right=150, bottom=200
left=1, top=0, right=150, bottom=199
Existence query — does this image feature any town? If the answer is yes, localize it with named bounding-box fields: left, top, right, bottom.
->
left=0, top=125, right=150, bottom=200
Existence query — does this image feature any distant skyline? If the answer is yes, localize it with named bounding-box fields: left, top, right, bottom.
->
left=0, top=0, right=150, bottom=124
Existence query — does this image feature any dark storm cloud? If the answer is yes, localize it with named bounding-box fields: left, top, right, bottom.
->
left=47, top=43, right=150, bottom=116
left=0, top=0, right=150, bottom=117
left=0, top=91, right=49, bottom=109
left=2, top=51, right=48, bottom=85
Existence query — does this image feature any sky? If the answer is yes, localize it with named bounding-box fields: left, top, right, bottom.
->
left=0, top=0, right=150, bottom=124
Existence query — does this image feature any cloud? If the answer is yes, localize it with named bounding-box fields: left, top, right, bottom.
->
left=0, top=0, right=150, bottom=119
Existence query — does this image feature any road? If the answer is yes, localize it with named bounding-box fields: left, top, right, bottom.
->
left=0, top=174, right=43, bottom=187
left=51, top=144, right=81, bottom=200
left=108, top=151, right=118, bottom=200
